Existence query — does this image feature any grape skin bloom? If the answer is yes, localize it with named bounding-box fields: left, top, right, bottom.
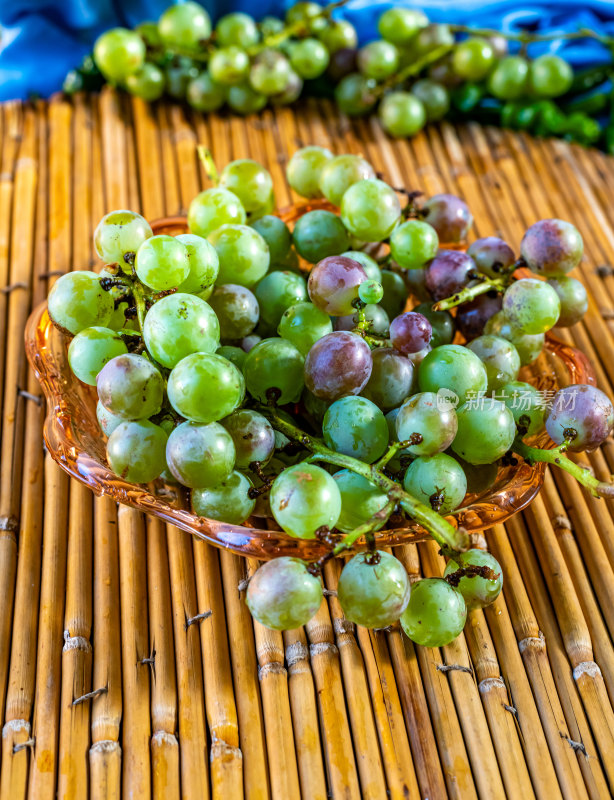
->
left=305, top=331, right=373, bottom=401
left=97, top=353, right=164, bottom=420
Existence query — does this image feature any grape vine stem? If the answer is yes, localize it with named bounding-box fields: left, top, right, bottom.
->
left=432, top=276, right=507, bottom=311
left=448, top=24, right=614, bottom=48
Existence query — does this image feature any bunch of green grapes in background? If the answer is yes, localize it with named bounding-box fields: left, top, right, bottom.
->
left=46, top=145, right=613, bottom=645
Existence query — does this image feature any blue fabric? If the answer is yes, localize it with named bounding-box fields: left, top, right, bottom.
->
left=1, top=0, right=613, bottom=101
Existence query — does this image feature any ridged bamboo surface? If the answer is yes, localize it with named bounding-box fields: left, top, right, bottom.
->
left=1, top=88, right=614, bottom=799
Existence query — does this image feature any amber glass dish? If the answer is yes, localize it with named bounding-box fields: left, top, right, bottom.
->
left=24, top=208, right=595, bottom=559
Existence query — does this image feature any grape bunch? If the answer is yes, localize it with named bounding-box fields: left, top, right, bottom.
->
left=46, top=145, right=614, bottom=644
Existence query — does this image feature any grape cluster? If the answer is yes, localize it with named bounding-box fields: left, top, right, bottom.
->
left=47, top=145, right=614, bottom=644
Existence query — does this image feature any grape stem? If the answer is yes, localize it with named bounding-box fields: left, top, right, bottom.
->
left=131, top=282, right=148, bottom=333
left=197, top=145, right=219, bottom=185
left=432, top=276, right=507, bottom=311
left=374, top=43, right=455, bottom=98
left=332, top=499, right=396, bottom=556
left=448, top=24, right=614, bottom=47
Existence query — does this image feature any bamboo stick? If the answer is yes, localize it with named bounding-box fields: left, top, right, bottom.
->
left=157, top=105, right=181, bottom=215
left=131, top=98, right=165, bottom=221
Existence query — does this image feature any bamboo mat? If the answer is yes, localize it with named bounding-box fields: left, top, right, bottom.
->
left=1, top=88, right=614, bottom=800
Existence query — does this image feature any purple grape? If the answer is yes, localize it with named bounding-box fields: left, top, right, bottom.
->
left=403, top=267, right=431, bottom=302
left=308, top=255, right=367, bottom=316
left=305, top=331, right=372, bottom=400
left=389, top=311, right=432, bottom=354
left=467, top=237, right=516, bottom=280
left=520, top=219, right=583, bottom=276
left=422, top=194, right=473, bottom=243
left=361, top=347, right=415, bottom=410
left=327, top=48, right=358, bottom=82
left=221, top=409, right=276, bottom=469
left=425, top=250, right=478, bottom=301
left=545, top=384, right=614, bottom=451
left=456, top=292, right=503, bottom=341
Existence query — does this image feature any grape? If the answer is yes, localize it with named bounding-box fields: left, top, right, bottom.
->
left=390, top=312, right=432, bottom=355
left=174, top=233, right=219, bottom=293
left=411, top=79, right=450, bottom=121
left=107, top=420, right=167, bottom=483
left=221, top=409, right=275, bottom=469
left=380, top=269, right=409, bottom=317
left=379, top=92, right=426, bottom=138
left=390, top=219, right=439, bottom=271
left=259, top=15, right=284, bottom=37
left=319, top=20, right=358, bottom=53
left=209, top=225, right=270, bottom=288
left=48, top=271, right=113, bottom=335
left=286, top=145, right=332, bottom=198
left=453, top=37, right=495, bottom=81
left=487, top=34, right=509, bottom=58
left=484, top=311, right=544, bottom=366
left=403, top=453, right=467, bottom=514
left=165, top=57, right=199, bottom=99
left=289, top=38, right=329, bottom=79
left=467, top=236, right=516, bottom=279
left=358, top=280, right=383, bottom=305
left=379, top=7, right=428, bottom=45
left=335, top=73, right=378, bottom=116
left=219, top=160, right=273, bottom=213
left=502, top=279, right=560, bottom=334
left=166, top=421, right=235, bottom=488
left=529, top=55, right=573, bottom=98
left=444, top=550, right=502, bottom=609
left=520, top=219, right=583, bottom=275
left=94, top=210, right=152, bottom=266
left=216, top=12, right=259, bottom=48
left=361, top=348, right=414, bottom=410
left=246, top=557, right=323, bottom=630
left=217, top=344, right=247, bottom=370
left=143, top=293, right=219, bottom=368
left=408, top=345, right=431, bottom=368
left=208, top=284, right=258, bottom=340
left=188, top=188, right=246, bottom=239
left=341, top=180, right=401, bottom=242
left=419, top=344, right=488, bottom=404
left=286, top=1, right=326, bottom=32
left=97, top=353, right=164, bottom=420
left=332, top=470, right=388, bottom=533
left=323, top=396, right=389, bottom=463
left=500, top=380, right=545, bottom=436
left=396, top=391, right=458, bottom=456
left=227, top=84, right=267, bottom=114
left=192, top=470, right=255, bottom=524
left=243, top=337, right=305, bottom=404
left=97, top=400, right=123, bottom=436
left=413, top=303, right=454, bottom=347
left=276, top=302, right=331, bottom=356
left=93, top=28, right=145, bottom=82
left=341, top=251, right=381, bottom=283
left=318, top=155, right=376, bottom=207
left=241, top=334, right=261, bottom=352
left=338, top=552, right=410, bottom=629
left=209, top=46, right=250, bottom=85
left=547, top=276, right=588, bottom=327
left=456, top=292, right=502, bottom=341
left=250, top=49, right=291, bottom=95
left=451, top=454, right=498, bottom=494
left=68, top=326, right=128, bottom=385
left=251, top=216, right=291, bottom=263
left=305, top=331, right=372, bottom=400
left=358, top=40, right=399, bottom=80
left=167, top=352, right=245, bottom=423
left=335, top=303, right=390, bottom=336
left=400, top=578, right=467, bottom=647
left=255, top=271, right=307, bottom=327
left=159, top=1, right=211, bottom=48
left=270, top=69, right=304, bottom=105
left=452, top=399, right=516, bottom=465
left=327, top=48, right=358, bottom=82
left=270, top=463, right=341, bottom=538
left=292, top=210, right=350, bottom=263
left=487, top=56, right=529, bottom=100
left=411, top=23, right=455, bottom=58
left=422, top=194, right=473, bottom=243
left=135, top=235, right=189, bottom=291
left=545, top=384, right=614, bottom=451
left=425, top=250, right=478, bottom=302
left=125, top=62, right=165, bottom=100
left=308, top=255, right=367, bottom=315
left=403, top=267, right=430, bottom=303
left=467, top=334, right=520, bottom=391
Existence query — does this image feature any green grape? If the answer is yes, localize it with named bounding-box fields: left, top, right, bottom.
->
left=529, top=54, right=573, bottom=97
left=246, top=189, right=276, bottom=222
left=547, top=276, right=588, bottom=327
left=221, top=409, right=275, bottom=468
left=270, top=463, right=341, bottom=538
left=452, top=38, right=495, bottom=81
left=107, top=420, right=167, bottom=483
left=318, top=154, right=376, bottom=207
left=413, top=303, right=454, bottom=347
left=158, top=1, right=211, bottom=49
left=502, top=279, right=560, bottom=335
left=303, top=388, right=331, bottom=425
left=403, top=453, right=467, bottom=514
left=165, top=57, right=199, bottom=99
left=358, top=280, right=383, bottom=305
left=418, top=345, right=488, bottom=404
left=289, top=38, right=329, bottom=79
left=48, top=271, right=114, bottom=334
left=400, top=578, right=467, bottom=646
left=451, top=454, right=498, bottom=494
left=332, top=470, right=388, bottom=533
left=379, top=92, right=426, bottom=138
left=219, top=159, right=273, bottom=213
left=94, top=209, right=153, bottom=266
left=411, top=23, right=455, bottom=58
left=390, top=219, right=439, bottom=270
left=125, top=63, right=165, bottom=101
left=341, top=179, right=401, bottom=242
left=335, top=73, right=378, bottom=116
left=186, top=71, right=226, bottom=112
left=68, top=326, right=128, bottom=386
left=411, top=79, right=450, bottom=122
left=380, top=269, right=408, bottom=318
left=143, top=293, right=219, bottom=368
left=277, top=302, right=333, bottom=355
left=286, top=145, right=332, bottom=198
left=246, top=557, right=323, bottom=630
left=269, top=68, right=303, bottom=106
left=135, top=20, right=162, bottom=48
left=209, top=46, right=250, bottom=86
left=216, top=12, right=259, bottom=48
left=260, top=15, right=284, bottom=38
left=192, top=470, right=256, bottom=523
left=93, top=28, right=146, bottom=83
left=467, top=334, right=521, bottom=391
left=209, top=284, right=259, bottom=339
left=444, top=549, right=502, bottom=610
left=227, top=84, right=267, bottom=114
left=341, top=251, right=381, bottom=283
left=135, top=235, right=190, bottom=291
left=167, top=352, right=245, bottom=423
left=336, top=303, right=390, bottom=336
left=499, top=380, right=545, bottom=436
left=357, top=40, right=399, bottom=80
left=452, top=399, right=516, bottom=465
left=255, top=271, right=307, bottom=326
left=484, top=311, right=544, bottom=365
left=395, top=391, right=458, bottom=455
left=292, top=210, right=350, bottom=262
left=251, top=216, right=292, bottom=263
left=338, top=552, right=410, bottom=628
left=487, top=56, right=529, bottom=100
left=323, top=396, right=389, bottom=463
left=243, top=337, right=305, bottom=404
left=285, top=1, right=326, bottom=32
left=97, top=400, right=123, bottom=436
left=318, top=20, right=358, bottom=53
left=378, top=7, right=428, bottom=45
left=97, top=353, right=164, bottom=420
left=174, top=233, right=219, bottom=293
left=166, top=421, right=235, bottom=488
left=216, top=344, right=247, bottom=370
left=250, top=49, right=291, bottom=95
left=208, top=224, right=270, bottom=287
left=63, top=70, right=85, bottom=95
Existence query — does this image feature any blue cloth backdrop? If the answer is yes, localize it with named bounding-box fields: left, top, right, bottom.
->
left=1, top=1, right=614, bottom=101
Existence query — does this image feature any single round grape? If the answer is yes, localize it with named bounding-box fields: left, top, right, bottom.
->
left=135, top=235, right=190, bottom=291
left=358, top=280, right=383, bottom=305
left=277, top=302, right=332, bottom=356
left=403, top=267, right=430, bottom=303
left=335, top=73, right=378, bottom=116
left=341, top=251, right=381, bottom=283
left=500, top=380, right=545, bottom=436
left=246, top=557, right=323, bottom=629
left=143, top=293, right=219, bottom=368
left=390, top=219, right=439, bottom=271
left=547, top=276, right=588, bottom=327
left=226, top=83, right=267, bottom=114
left=379, top=91, right=426, bottom=138
left=413, top=303, right=454, bottom=347
left=545, top=384, right=614, bottom=451
left=208, top=224, right=270, bottom=288
left=286, top=1, right=325, bottom=31
left=308, top=255, right=367, bottom=315
left=243, top=337, right=305, bottom=404
left=286, top=145, right=332, bottom=198
left=487, top=56, right=529, bottom=100
left=167, top=352, right=245, bottom=423
left=335, top=303, right=390, bottom=336
left=380, top=269, right=409, bottom=318
left=192, top=470, right=255, bottom=524
left=529, top=54, right=573, bottom=98
left=187, top=71, right=226, bottom=111
left=305, top=331, right=372, bottom=400
left=484, top=311, right=544, bottom=366
left=425, top=250, right=478, bottom=302
left=250, top=49, right=291, bottom=95
left=218, top=160, right=273, bottom=214
left=456, top=292, right=503, bottom=341
left=270, top=463, right=341, bottom=538
left=221, top=409, right=275, bottom=469
left=159, top=1, right=211, bottom=48
left=401, top=578, right=467, bottom=646
left=411, top=78, right=450, bottom=121
left=259, top=15, right=284, bottom=37
left=215, top=12, right=258, bottom=48
left=188, top=187, right=246, bottom=238
left=125, top=62, right=165, bottom=101
left=467, top=236, right=516, bottom=280
left=97, top=400, right=123, bottom=436
left=93, top=28, right=145, bottom=82
left=270, top=68, right=304, bottom=105
left=452, top=400, right=516, bottom=465
left=241, top=334, right=261, bottom=352
left=68, top=326, right=128, bottom=385
left=422, top=194, right=473, bottom=244
left=318, top=155, right=376, bottom=208
left=217, top=344, right=247, bottom=370
left=444, top=550, right=502, bottom=610
left=361, top=348, right=414, bottom=411
left=403, top=453, right=467, bottom=514
left=341, top=179, right=401, bottom=242
left=332, top=470, right=388, bottom=533
left=174, top=233, right=220, bottom=293
left=323, top=396, right=389, bottom=463
left=396, top=391, right=458, bottom=456
left=255, top=271, right=307, bottom=327
left=94, top=210, right=152, bottom=266
left=165, top=57, right=199, bottom=99
left=97, top=353, right=164, bottom=420
left=467, top=334, right=521, bottom=391
left=502, top=279, right=560, bottom=335
left=419, top=344, right=488, bottom=404
left=209, top=284, right=259, bottom=340
left=251, top=216, right=291, bottom=264
left=378, top=7, right=428, bottom=45
left=338, top=552, right=410, bottom=629
left=358, top=40, right=399, bottom=80
left=107, top=420, right=167, bottom=483
left=520, top=219, right=583, bottom=276
left=319, top=19, right=358, bottom=52
left=209, top=46, right=250, bottom=85
left=166, top=421, right=235, bottom=488
left=292, top=210, right=350, bottom=263
left=390, top=312, right=432, bottom=355
left=49, top=270, right=115, bottom=335
left=452, top=38, right=495, bottom=81
left=411, top=23, right=455, bottom=58
left=289, top=38, right=329, bottom=79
